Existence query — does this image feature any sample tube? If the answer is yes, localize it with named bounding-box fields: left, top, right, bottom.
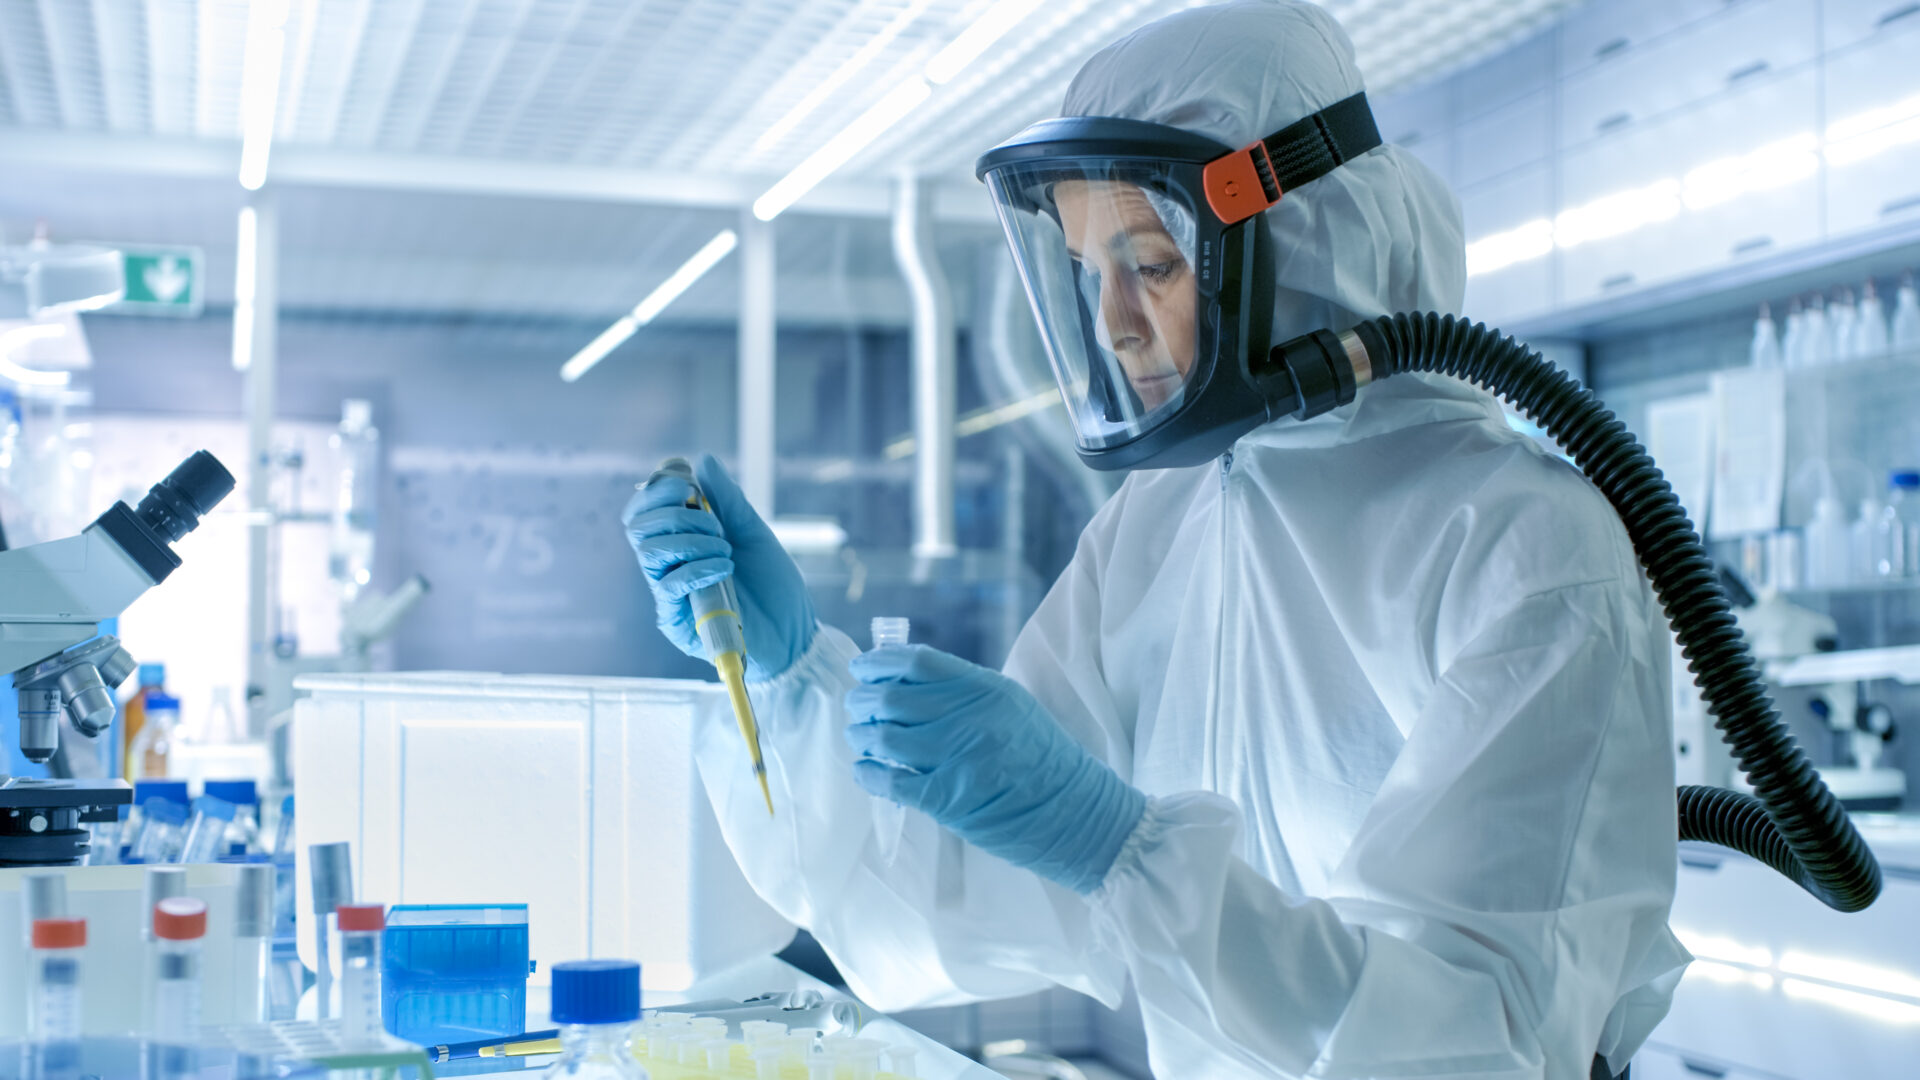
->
left=151, top=897, right=208, bottom=1043
left=87, top=809, right=125, bottom=865
left=271, top=795, right=295, bottom=857
left=337, top=903, right=386, bottom=1044
left=752, top=1042, right=784, bottom=1080
left=233, top=863, right=276, bottom=1024
left=739, top=1020, right=787, bottom=1045
left=179, top=796, right=237, bottom=864
left=22, top=872, right=66, bottom=946
left=131, top=798, right=188, bottom=863
left=308, top=841, right=354, bottom=1020
left=205, top=780, right=261, bottom=855
left=704, top=1038, right=732, bottom=1070
left=885, top=1046, right=919, bottom=1078
left=869, top=617, right=913, bottom=864
left=28, top=918, right=86, bottom=1041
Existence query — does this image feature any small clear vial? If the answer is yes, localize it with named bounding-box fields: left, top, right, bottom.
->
left=337, top=903, right=387, bottom=1044
left=28, top=918, right=86, bottom=1041
left=886, top=1046, right=919, bottom=1078
left=870, top=617, right=910, bottom=648
left=205, top=780, right=262, bottom=855
left=131, top=798, right=187, bottom=864
left=271, top=794, right=296, bottom=857
left=232, top=864, right=275, bottom=1024
left=151, top=896, right=207, bottom=1043
left=544, top=960, right=648, bottom=1080
left=179, top=796, right=237, bottom=864
left=86, top=809, right=125, bottom=865
left=869, top=617, right=913, bottom=863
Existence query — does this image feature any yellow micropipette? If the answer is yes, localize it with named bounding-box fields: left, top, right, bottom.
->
left=647, top=458, right=773, bottom=816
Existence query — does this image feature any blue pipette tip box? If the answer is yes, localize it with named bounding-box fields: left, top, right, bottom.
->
left=382, top=904, right=532, bottom=1045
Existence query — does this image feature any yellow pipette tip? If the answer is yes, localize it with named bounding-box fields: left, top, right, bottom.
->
left=715, top=650, right=774, bottom=817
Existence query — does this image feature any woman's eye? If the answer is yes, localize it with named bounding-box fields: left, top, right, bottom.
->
left=1136, top=260, right=1183, bottom=283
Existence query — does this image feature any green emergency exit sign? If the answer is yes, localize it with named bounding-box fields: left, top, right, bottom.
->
left=109, top=245, right=204, bottom=316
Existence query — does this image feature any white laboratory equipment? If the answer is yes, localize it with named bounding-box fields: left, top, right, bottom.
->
left=292, top=672, right=790, bottom=994
left=544, top=960, right=648, bottom=1080
left=337, top=903, right=385, bottom=1044
left=150, top=896, right=206, bottom=1043
left=1803, top=494, right=1851, bottom=588
left=1856, top=280, right=1889, bottom=358
left=27, top=918, right=84, bottom=1041
left=1893, top=272, right=1920, bottom=352
left=1748, top=303, right=1781, bottom=368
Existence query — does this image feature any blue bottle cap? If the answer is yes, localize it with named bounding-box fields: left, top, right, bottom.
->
left=281, top=793, right=295, bottom=816
left=205, top=780, right=258, bottom=806
left=550, top=960, right=642, bottom=1025
left=191, top=795, right=237, bottom=822
left=1893, top=470, right=1920, bottom=490
left=137, top=663, right=166, bottom=687
left=142, top=797, right=187, bottom=827
left=135, top=780, right=190, bottom=809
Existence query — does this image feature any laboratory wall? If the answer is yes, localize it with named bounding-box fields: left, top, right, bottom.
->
left=78, top=296, right=1096, bottom=688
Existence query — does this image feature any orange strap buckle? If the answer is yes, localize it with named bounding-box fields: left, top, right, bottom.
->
left=1203, top=141, right=1283, bottom=225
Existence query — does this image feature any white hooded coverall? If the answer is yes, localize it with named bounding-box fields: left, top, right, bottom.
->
left=695, top=4, right=1691, bottom=1077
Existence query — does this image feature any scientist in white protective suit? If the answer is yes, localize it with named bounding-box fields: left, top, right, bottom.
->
left=624, top=3, right=1689, bottom=1078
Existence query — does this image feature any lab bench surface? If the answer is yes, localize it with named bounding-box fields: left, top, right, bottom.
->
left=439, top=956, right=1004, bottom=1079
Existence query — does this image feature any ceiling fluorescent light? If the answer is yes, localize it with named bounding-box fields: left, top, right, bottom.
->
left=751, top=0, right=937, bottom=153
left=232, top=206, right=258, bottom=371
left=238, top=0, right=291, bottom=190
left=754, top=78, right=933, bottom=221
left=924, top=0, right=1046, bottom=84
left=561, top=229, right=739, bottom=382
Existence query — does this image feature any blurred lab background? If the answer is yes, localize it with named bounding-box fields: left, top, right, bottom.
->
left=3, top=1, right=1920, bottom=1077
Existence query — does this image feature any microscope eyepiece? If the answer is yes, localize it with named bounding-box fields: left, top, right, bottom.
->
left=134, top=450, right=236, bottom=543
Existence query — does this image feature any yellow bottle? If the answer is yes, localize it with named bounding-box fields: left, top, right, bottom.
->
left=118, top=663, right=167, bottom=780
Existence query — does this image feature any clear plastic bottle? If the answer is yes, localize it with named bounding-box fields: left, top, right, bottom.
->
left=1850, top=495, right=1899, bottom=581
left=1893, top=272, right=1920, bottom=353
left=544, top=960, right=648, bottom=1080
left=202, top=685, right=244, bottom=745
left=1805, top=495, right=1851, bottom=588
left=206, top=780, right=261, bottom=856
left=179, top=796, right=237, bottom=864
left=1749, top=302, right=1782, bottom=368
left=1781, top=298, right=1807, bottom=367
left=329, top=400, right=380, bottom=604
left=130, top=797, right=188, bottom=864
left=337, top=903, right=386, bottom=1045
left=28, top=918, right=85, bottom=1041
left=1830, top=288, right=1859, bottom=361
left=271, top=793, right=296, bottom=857
left=151, top=896, right=207, bottom=1044
left=86, top=807, right=124, bottom=865
left=1858, top=280, right=1890, bottom=358
left=1892, top=471, right=1920, bottom=578
left=1802, top=294, right=1832, bottom=365
left=232, top=864, right=274, bottom=1024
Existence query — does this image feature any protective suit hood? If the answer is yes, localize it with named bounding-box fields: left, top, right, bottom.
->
left=1063, top=0, right=1496, bottom=451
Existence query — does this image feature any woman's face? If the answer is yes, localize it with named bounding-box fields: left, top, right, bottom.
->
left=1051, top=180, right=1197, bottom=411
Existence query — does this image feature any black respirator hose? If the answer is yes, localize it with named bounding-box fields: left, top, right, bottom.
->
left=1298, top=312, right=1883, bottom=913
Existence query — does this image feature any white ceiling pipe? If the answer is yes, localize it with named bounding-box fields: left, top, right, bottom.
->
left=893, top=172, right=957, bottom=560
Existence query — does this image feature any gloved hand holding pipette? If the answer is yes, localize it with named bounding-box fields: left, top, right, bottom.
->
left=625, top=454, right=817, bottom=814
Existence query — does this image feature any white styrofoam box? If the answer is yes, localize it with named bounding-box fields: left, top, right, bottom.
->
left=0, top=864, right=245, bottom=1037
left=291, top=671, right=792, bottom=993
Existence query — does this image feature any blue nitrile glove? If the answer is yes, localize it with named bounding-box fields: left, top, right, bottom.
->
left=845, top=645, right=1147, bottom=894
left=623, top=453, right=816, bottom=681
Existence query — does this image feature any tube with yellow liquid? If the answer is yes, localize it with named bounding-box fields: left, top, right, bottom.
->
left=647, top=458, right=774, bottom=816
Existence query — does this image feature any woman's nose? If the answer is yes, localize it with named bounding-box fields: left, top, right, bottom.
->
left=1098, top=275, right=1152, bottom=352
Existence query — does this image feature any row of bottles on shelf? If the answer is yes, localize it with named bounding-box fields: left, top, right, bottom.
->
left=87, top=778, right=294, bottom=868
left=1801, top=469, right=1920, bottom=589
left=1749, top=273, right=1920, bottom=368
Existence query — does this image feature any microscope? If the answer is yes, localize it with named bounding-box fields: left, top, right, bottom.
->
left=1, top=450, right=233, bottom=866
